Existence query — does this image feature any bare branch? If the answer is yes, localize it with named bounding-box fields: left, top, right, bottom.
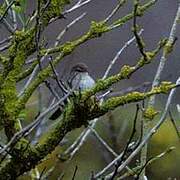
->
left=103, top=29, right=143, bottom=79
left=55, top=12, right=87, bottom=46
left=104, top=0, right=127, bottom=23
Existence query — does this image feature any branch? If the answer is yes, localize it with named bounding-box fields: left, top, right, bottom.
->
left=16, top=0, right=158, bottom=114
left=104, top=77, right=180, bottom=179
left=108, top=147, right=175, bottom=179
left=0, top=0, right=15, bottom=23
left=103, top=0, right=127, bottom=23
left=140, top=2, right=180, bottom=178
left=0, top=82, right=177, bottom=178
left=132, top=0, right=148, bottom=61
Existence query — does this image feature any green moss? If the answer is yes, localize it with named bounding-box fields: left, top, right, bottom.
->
left=42, top=0, right=71, bottom=25
left=0, top=3, right=6, bottom=15
left=163, top=40, right=175, bottom=56
left=101, top=82, right=175, bottom=114
left=61, top=41, right=75, bottom=55
left=143, top=106, right=159, bottom=120
left=113, top=0, right=157, bottom=27
left=120, top=65, right=135, bottom=78
left=156, top=81, right=175, bottom=93
left=17, top=21, right=107, bottom=108
left=0, top=55, right=8, bottom=65
left=7, top=29, right=35, bottom=65
left=113, top=13, right=133, bottom=27
left=83, top=65, right=136, bottom=99
left=0, top=28, right=36, bottom=137
left=89, top=21, right=109, bottom=37
left=16, top=61, right=38, bottom=82
left=137, top=39, right=167, bottom=67
left=139, top=0, right=157, bottom=14
left=102, top=92, right=145, bottom=112
left=41, top=39, right=82, bottom=56
left=84, top=39, right=167, bottom=99
left=0, top=73, right=22, bottom=137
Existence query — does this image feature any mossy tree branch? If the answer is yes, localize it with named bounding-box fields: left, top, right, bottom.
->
left=17, top=28, right=165, bottom=117
left=0, top=0, right=72, bottom=139
left=0, top=81, right=176, bottom=179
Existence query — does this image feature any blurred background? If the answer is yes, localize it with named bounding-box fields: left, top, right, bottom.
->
left=1, top=0, right=180, bottom=179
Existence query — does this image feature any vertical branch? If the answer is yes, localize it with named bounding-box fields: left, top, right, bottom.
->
left=140, top=2, right=180, bottom=179
left=132, top=0, right=148, bottom=61
left=110, top=104, right=139, bottom=180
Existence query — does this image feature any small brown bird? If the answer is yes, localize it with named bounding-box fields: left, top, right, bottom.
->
left=68, top=63, right=95, bottom=90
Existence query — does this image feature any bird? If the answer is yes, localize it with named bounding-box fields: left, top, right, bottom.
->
left=68, top=63, right=95, bottom=90
left=49, top=63, right=95, bottom=120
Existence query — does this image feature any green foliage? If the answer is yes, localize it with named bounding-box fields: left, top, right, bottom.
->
left=12, top=0, right=27, bottom=13
left=143, top=106, right=159, bottom=120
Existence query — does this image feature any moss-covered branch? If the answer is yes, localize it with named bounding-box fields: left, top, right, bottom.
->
left=16, top=61, right=38, bottom=82
left=0, top=82, right=176, bottom=179
left=0, top=29, right=36, bottom=139
left=17, top=26, right=164, bottom=118
left=41, top=0, right=71, bottom=26
left=83, top=39, right=167, bottom=99
left=0, top=0, right=72, bottom=139
left=112, top=0, right=158, bottom=27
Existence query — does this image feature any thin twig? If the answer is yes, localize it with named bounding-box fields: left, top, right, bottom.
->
left=134, top=147, right=175, bottom=180
left=35, top=0, right=43, bottom=70
left=63, top=0, right=91, bottom=15
left=49, top=59, right=68, bottom=95
left=55, top=12, right=86, bottom=46
left=149, top=3, right=180, bottom=106
left=109, top=105, right=139, bottom=180
left=72, top=166, right=78, bottom=180
left=111, top=146, right=175, bottom=179
left=169, top=110, right=180, bottom=140
left=39, top=167, right=47, bottom=180
left=108, top=82, right=151, bottom=97
left=89, top=126, right=118, bottom=157
left=0, top=43, right=11, bottom=52
left=103, top=29, right=143, bottom=78
left=94, top=142, right=137, bottom=179
left=49, top=0, right=92, bottom=23
left=104, top=0, right=127, bottom=23
left=18, top=65, right=39, bottom=97
left=0, top=36, right=12, bottom=45
left=20, top=13, right=85, bottom=98
left=1, top=18, right=15, bottom=33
